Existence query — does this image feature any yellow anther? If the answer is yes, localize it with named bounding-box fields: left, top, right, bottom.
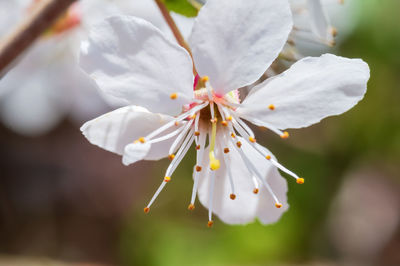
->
left=196, top=145, right=201, bottom=150
left=231, top=133, right=236, bottom=138
left=249, top=137, right=256, bottom=143
left=195, top=166, right=202, bottom=172
left=174, top=121, right=179, bottom=126
left=275, top=203, right=282, bottom=208
left=144, top=207, right=150, bottom=213
left=296, top=178, right=305, bottom=184
left=194, top=131, right=200, bottom=136
left=170, top=93, right=178, bottom=99
left=280, top=131, right=289, bottom=139
left=265, top=155, right=271, bottom=160
left=253, top=188, right=259, bottom=194
left=207, top=220, right=214, bottom=228
left=201, top=76, right=209, bottom=82
left=230, top=194, right=236, bottom=200
left=268, top=104, right=275, bottom=110
left=168, top=154, right=175, bottom=160
left=226, top=116, right=232, bottom=121
left=236, top=141, right=242, bottom=148
left=189, top=114, right=196, bottom=120
left=224, top=148, right=230, bottom=154
left=138, top=137, right=146, bottom=143
left=221, top=120, right=228, bottom=127
left=188, top=204, right=195, bottom=211
left=164, top=176, right=171, bottom=182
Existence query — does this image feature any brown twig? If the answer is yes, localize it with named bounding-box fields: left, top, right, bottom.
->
left=154, top=0, right=197, bottom=76
left=0, top=0, right=77, bottom=76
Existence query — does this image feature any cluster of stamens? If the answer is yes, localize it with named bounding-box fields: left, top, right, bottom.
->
left=132, top=75, right=304, bottom=227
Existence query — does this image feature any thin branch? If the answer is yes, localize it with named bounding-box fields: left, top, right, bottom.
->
left=0, top=0, right=77, bottom=76
left=154, top=0, right=198, bottom=76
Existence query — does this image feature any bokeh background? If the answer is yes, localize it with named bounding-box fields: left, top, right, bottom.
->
left=1, top=0, right=399, bottom=265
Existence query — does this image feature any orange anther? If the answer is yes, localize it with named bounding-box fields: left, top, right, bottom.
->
left=170, top=93, right=177, bottom=99
left=249, top=137, right=256, bottom=143
left=230, top=194, right=236, bottom=200
left=226, top=116, right=232, bottom=121
left=174, top=121, right=179, bottom=126
left=164, top=176, right=171, bottom=182
left=144, top=207, right=150, bottom=213
left=194, top=131, right=200, bottom=136
left=221, top=120, right=228, bottom=127
left=296, top=178, right=304, bottom=184
left=224, top=148, right=230, bottom=153
left=138, top=137, right=146, bottom=143
left=207, top=220, right=214, bottom=228
left=236, top=141, right=242, bottom=148
left=195, top=166, right=202, bottom=172
left=231, top=133, right=236, bottom=138
left=268, top=104, right=275, bottom=110
left=275, top=203, right=282, bottom=208
left=265, top=155, right=271, bottom=160
left=168, top=154, right=175, bottom=160
left=253, top=188, right=259, bottom=194
left=188, top=204, right=195, bottom=211
left=280, top=131, right=289, bottom=139
left=196, top=145, right=201, bottom=150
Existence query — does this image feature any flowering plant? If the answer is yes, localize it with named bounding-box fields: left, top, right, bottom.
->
left=80, top=0, right=369, bottom=226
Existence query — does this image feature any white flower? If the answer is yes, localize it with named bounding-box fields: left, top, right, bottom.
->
left=79, top=0, right=370, bottom=226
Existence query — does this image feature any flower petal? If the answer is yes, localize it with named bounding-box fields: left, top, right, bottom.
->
left=238, top=54, right=370, bottom=130
left=79, top=15, right=194, bottom=116
left=81, top=106, right=177, bottom=160
left=122, top=142, right=151, bottom=166
left=197, top=133, right=288, bottom=225
left=189, top=0, right=292, bottom=95
left=307, top=0, right=333, bottom=42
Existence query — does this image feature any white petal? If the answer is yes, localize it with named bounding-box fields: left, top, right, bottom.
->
left=81, top=106, right=177, bottom=160
left=197, top=133, right=288, bottom=225
left=189, top=0, right=292, bottom=95
left=122, top=142, right=151, bottom=166
left=307, top=0, right=333, bottom=42
left=79, top=15, right=194, bottom=115
left=238, top=54, right=370, bottom=130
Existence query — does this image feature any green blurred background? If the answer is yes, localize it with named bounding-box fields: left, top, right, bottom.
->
left=1, top=0, right=399, bottom=265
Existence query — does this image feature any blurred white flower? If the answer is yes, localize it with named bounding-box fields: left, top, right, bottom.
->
left=0, top=0, right=193, bottom=136
left=79, top=0, right=369, bottom=226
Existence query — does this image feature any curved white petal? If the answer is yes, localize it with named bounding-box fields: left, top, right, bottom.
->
left=238, top=54, right=370, bottom=130
left=122, top=142, right=151, bottom=166
left=189, top=0, right=292, bottom=95
left=197, top=133, right=288, bottom=225
left=81, top=106, right=177, bottom=160
left=79, top=15, right=194, bottom=116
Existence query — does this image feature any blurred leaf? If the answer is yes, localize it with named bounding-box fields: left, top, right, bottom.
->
left=164, top=0, right=198, bottom=17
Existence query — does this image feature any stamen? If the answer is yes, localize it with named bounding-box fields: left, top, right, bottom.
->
left=188, top=204, right=195, bottom=211
left=166, top=131, right=195, bottom=176
left=253, top=188, right=259, bottom=194
left=168, top=119, right=194, bottom=155
left=145, top=181, right=167, bottom=210
left=190, top=130, right=207, bottom=207
left=230, top=194, right=236, bottom=200
left=236, top=141, right=242, bottom=148
left=195, top=145, right=200, bottom=150
left=170, top=93, right=178, bottom=99
left=195, top=166, right=202, bottom=172
left=275, top=203, right=282, bottom=208
left=174, top=121, right=179, bottom=126
left=207, top=220, right=214, bottom=228
left=145, top=102, right=208, bottom=140
left=144, top=207, right=150, bottom=213
left=221, top=120, right=228, bottom=126
left=201, top=76, right=209, bottom=82
left=194, top=131, right=200, bottom=136
left=164, top=176, right=171, bottom=182
left=138, top=137, right=146, bottom=143
left=147, top=123, right=187, bottom=145
left=268, top=104, right=275, bottom=110
left=168, top=154, right=175, bottom=160
left=224, top=148, right=230, bottom=153
left=226, top=116, right=232, bottom=121
left=265, top=155, right=271, bottom=160
left=249, top=137, right=256, bottom=143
